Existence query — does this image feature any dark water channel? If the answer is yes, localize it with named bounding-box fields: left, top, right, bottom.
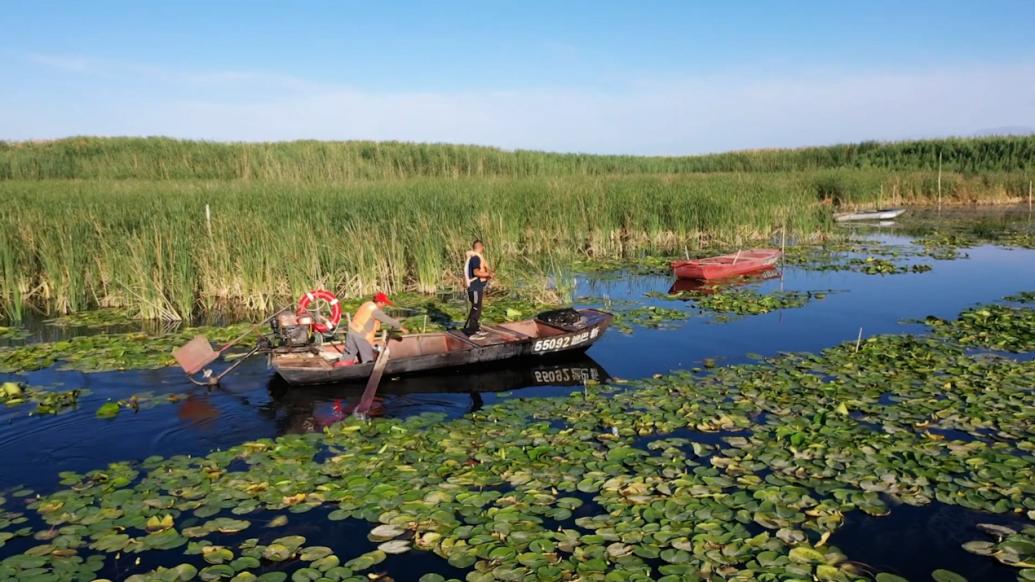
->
left=1, top=209, right=1033, bottom=580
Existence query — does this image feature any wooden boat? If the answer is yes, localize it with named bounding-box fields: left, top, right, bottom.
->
left=671, top=249, right=782, bottom=281
left=270, top=308, right=612, bottom=385
left=833, top=208, right=906, bottom=222
left=668, top=268, right=780, bottom=295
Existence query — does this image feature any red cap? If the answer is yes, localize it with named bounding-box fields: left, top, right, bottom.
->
left=374, top=291, right=393, bottom=305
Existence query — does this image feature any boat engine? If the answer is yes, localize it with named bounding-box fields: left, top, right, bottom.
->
left=272, top=312, right=312, bottom=347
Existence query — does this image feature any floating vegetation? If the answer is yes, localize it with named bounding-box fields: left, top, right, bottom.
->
left=610, top=304, right=690, bottom=333
left=0, top=323, right=261, bottom=373
left=95, top=391, right=189, bottom=419
left=47, top=307, right=141, bottom=328
left=961, top=523, right=1035, bottom=571
left=0, top=381, right=85, bottom=415
left=0, top=326, right=27, bottom=340
left=847, top=257, right=933, bottom=275
left=915, top=233, right=976, bottom=260
left=0, top=302, right=1031, bottom=580
left=651, top=288, right=828, bottom=316
left=926, top=301, right=1035, bottom=352
left=900, top=208, right=1035, bottom=252
left=784, top=239, right=937, bottom=275
left=1006, top=292, right=1035, bottom=304
left=572, top=255, right=674, bottom=277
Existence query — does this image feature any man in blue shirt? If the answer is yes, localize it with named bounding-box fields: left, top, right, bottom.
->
left=462, top=239, right=492, bottom=338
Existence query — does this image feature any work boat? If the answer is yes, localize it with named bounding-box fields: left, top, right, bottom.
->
left=173, top=291, right=613, bottom=388
left=270, top=307, right=613, bottom=386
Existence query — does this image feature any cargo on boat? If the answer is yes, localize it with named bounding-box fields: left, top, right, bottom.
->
left=671, top=248, right=782, bottom=280
left=270, top=308, right=613, bottom=385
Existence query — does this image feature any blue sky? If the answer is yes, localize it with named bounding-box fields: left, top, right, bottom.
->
left=2, top=1, right=1034, bottom=154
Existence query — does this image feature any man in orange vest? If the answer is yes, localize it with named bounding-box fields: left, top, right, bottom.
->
left=341, top=292, right=408, bottom=364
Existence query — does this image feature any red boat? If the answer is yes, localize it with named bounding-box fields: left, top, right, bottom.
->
left=671, top=248, right=782, bottom=280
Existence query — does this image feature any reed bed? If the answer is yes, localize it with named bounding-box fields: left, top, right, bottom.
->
left=0, top=174, right=829, bottom=320
left=1, top=136, right=1031, bottom=321
left=1, top=136, right=1032, bottom=181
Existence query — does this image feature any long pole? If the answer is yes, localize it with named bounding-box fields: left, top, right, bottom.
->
left=937, top=152, right=942, bottom=211
left=1029, top=180, right=1032, bottom=214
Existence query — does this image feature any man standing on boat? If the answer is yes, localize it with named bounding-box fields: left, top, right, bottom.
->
left=463, top=240, right=493, bottom=338
left=340, top=292, right=408, bottom=364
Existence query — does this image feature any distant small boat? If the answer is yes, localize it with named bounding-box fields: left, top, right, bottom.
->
left=833, top=208, right=906, bottom=222
left=671, top=248, right=782, bottom=280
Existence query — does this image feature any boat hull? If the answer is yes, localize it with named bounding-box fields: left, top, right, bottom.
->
left=834, top=208, right=906, bottom=222
left=271, top=308, right=612, bottom=386
left=671, top=249, right=781, bottom=280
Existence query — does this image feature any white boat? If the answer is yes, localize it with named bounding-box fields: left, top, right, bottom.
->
left=833, top=208, right=906, bottom=223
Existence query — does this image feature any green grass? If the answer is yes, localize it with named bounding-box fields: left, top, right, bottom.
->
left=0, top=174, right=833, bottom=319
left=0, top=136, right=1031, bottom=320
left=1, top=135, right=1033, bottom=180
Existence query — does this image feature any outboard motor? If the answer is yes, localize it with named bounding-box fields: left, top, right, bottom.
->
left=272, top=312, right=311, bottom=347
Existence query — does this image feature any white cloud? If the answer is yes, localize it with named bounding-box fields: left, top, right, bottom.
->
left=5, top=54, right=1035, bottom=154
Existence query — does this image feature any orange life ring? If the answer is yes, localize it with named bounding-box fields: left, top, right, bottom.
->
left=296, top=289, right=341, bottom=334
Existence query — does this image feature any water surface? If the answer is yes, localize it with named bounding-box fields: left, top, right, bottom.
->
left=1, top=208, right=1033, bottom=580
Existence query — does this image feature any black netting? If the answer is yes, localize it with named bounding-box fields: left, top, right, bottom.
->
left=536, top=308, right=584, bottom=329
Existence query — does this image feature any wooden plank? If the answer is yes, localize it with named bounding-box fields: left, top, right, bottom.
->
left=354, top=346, right=390, bottom=417
left=485, top=324, right=529, bottom=339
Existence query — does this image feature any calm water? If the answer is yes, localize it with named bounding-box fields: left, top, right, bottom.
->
left=1, top=210, right=1033, bottom=580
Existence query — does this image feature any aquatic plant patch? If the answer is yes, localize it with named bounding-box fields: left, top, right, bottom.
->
left=650, top=289, right=828, bottom=317
left=95, top=391, right=189, bottom=419
left=609, top=304, right=690, bottom=334
left=926, top=301, right=1035, bottom=352
left=1006, top=292, right=1035, bottom=304
left=1, top=381, right=86, bottom=415
left=903, top=212, right=1035, bottom=253
left=914, top=233, right=977, bottom=260
left=572, top=255, right=677, bottom=277
left=0, top=302, right=1031, bottom=580
left=0, top=323, right=261, bottom=373
left=961, top=523, right=1035, bottom=571
left=46, top=308, right=142, bottom=328
left=847, top=257, right=932, bottom=275
left=0, top=326, right=27, bottom=340
left=783, top=239, right=936, bottom=275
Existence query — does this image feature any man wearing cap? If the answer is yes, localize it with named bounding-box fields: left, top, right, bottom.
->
left=340, top=292, right=408, bottom=364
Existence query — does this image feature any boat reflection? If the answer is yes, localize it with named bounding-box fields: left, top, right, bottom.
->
left=668, top=269, right=781, bottom=295
left=263, top=354, right=610, bottom=433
